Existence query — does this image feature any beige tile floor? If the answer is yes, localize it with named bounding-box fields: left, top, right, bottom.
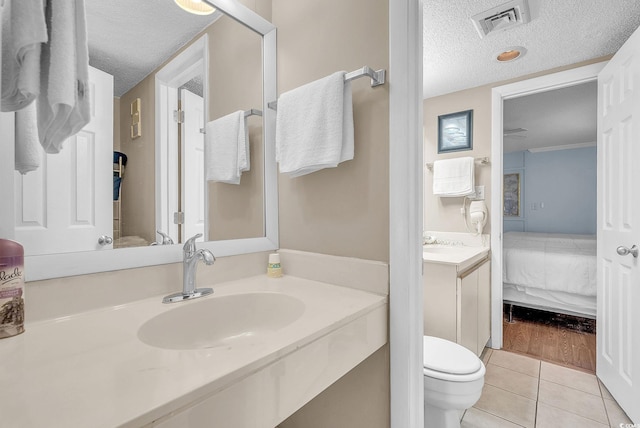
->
left=460, top=349, right=634, bottom=428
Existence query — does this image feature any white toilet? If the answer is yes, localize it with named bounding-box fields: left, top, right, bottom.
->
left=423, top=336, right=486, bottom=428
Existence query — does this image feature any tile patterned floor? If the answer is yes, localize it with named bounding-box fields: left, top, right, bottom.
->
left=460, top=349, right=634, bottom=428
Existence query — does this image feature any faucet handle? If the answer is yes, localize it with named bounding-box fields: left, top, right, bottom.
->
left=183, top=233, right=203, bottom=255
left=156, top=230, right=174, bottom=245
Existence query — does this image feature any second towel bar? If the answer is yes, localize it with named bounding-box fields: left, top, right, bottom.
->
left=426, top=157, right=490, bottom=172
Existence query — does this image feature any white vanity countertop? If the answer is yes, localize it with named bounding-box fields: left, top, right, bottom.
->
left=422, top=244, right=490, bottom=270
left=0, top=276, right=387, bottom=428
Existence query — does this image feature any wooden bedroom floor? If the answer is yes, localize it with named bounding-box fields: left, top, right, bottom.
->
left=502, top=305, right=597, bottom=373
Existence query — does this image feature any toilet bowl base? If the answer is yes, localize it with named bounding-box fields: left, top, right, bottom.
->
left=424, top=402, right=461, bottom=428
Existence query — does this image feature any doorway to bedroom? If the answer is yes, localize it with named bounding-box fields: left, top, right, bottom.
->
left=500, top=80, right=598, bottom=372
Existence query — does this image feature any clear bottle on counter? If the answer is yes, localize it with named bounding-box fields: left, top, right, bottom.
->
left=267, top=252, right=283, bottom=278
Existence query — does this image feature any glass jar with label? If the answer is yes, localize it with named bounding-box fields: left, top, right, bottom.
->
left=0, top=239, right=25, bottom=339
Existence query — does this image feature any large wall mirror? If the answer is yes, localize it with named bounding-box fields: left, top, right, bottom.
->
left=0, top=0, right=277, bottom=280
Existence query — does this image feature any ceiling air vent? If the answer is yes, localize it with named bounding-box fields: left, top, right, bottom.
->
left=471, top=0, right=531, bottom=39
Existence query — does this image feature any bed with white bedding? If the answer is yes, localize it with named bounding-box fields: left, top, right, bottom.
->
left=502, top=231, right=597, bottom=318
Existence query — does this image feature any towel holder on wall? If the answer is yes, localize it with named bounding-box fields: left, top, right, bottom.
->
left=267, top=65, right=386, bottom=111
left=199, top=108, right=263, bottom=134
left=425, top=157, right=490, bottom=172
left=244, top=108, right=263, bottom=118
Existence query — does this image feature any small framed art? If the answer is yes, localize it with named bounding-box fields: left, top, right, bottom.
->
left=438, top=109, right=473, bottom=153
left=503, top=172, right=521, bottom=217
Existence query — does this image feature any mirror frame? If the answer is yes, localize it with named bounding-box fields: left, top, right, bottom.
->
left=0, top=0, right=278, bottom=281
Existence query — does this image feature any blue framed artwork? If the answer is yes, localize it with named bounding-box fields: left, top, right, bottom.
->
left=438, top=109, right=473, bottom=153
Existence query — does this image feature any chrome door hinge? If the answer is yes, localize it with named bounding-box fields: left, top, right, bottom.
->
left=174, top=212, right=184, bottom=224
left=173, top=109, right=184, bottom=124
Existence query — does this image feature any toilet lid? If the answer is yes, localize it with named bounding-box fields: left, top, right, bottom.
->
left=423, top=336, right=482, bottom=375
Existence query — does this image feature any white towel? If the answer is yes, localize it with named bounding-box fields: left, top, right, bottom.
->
left=275, top=71, right=354, bottom=177
left=37, top=0, right=91, bottom=154
left=14, top=102, right=41, bottom=174
left=432, top=157, right=475, bottom=197
left=205, top=111, right=250, bottom=184
left=51, top=0, right=89, bottom=145
left=1, top=0, right=48, bottom=112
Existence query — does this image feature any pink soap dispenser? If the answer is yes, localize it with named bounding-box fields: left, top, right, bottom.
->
left=0, top=239, right=25, bottom=338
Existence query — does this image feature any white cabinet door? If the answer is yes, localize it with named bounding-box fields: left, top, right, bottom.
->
left=458, top=269, right=479, bottom=355
left=423, top=263, right=458, bottom=343
left=477, top=261, right=491, bottom=353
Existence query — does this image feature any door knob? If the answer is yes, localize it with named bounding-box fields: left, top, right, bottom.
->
left=616, top=245, right=638, bottom=258
left=98, top=235, right=113, bottom=246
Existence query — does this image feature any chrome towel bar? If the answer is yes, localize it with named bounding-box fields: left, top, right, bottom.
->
left=267, top=65, right=386, bottom=111
left=199, top=108, right=262, bottom=134
left=426, top=157, right=490, bottom=172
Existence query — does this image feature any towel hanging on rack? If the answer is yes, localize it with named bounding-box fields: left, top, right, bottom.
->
left=267, top=65, right=386, bottom=111
left=37, top=0, right=91, bottom=154
left=432, top=157, right=475, bottom=197
left=14, top=102, right=42, bottom=175
left=1, top=0, right=48, bottom=112
left=275, top=71, right=354, bottom=177
left=205, top=110, right=250, bottom=184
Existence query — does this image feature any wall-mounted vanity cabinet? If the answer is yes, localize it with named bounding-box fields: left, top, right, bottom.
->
left=423, top=246, right=491, bottom=356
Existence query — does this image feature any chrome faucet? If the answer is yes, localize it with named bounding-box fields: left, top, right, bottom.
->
left=162, top=233, right=215, bottom=303
left=157, top=230, right=174, bottom=245
left=150, top=230, right=174, bottom=245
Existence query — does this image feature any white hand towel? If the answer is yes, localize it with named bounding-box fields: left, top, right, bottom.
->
left=275, top=71, right=354, bottom=177
left=50, top=0, right=90, bottom=146
left=14, top=102, right=42, bottom=174
left=37, top=0, right=91, bottom=154
left=432, top=157, right=475, bottom=197
left=1, top=0, right=48, bottom=112
left=205, top=111, right=250, bottom=184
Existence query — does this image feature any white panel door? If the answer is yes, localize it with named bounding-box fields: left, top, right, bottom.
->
left=14, top=67, right=113, bottom=255
left=180, top=89, right=205, bottom=242
left=597, top=25, right=640, bottom=423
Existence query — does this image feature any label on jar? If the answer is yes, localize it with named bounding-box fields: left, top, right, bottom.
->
left=0, top=264, right=25, bottom=338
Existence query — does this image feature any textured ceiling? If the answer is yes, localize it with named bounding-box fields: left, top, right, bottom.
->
left=503, top=81, right=596, bottom=152
left=85, top=0, right=221, bottom=97
left=423, top=0, right=640, bottom=99
left=85, top=1, right=640, bottom=100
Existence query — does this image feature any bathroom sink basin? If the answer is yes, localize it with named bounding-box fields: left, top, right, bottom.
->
left=138, top=292, right=305, bottom=350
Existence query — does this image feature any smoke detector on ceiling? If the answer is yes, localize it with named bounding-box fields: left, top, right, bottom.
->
left=471, top=0, right=531, bottom=39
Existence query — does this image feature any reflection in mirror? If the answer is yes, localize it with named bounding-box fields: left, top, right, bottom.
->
left=206, top=14, right=265, bottom=242
left=11, top=0, right=266, bottom=256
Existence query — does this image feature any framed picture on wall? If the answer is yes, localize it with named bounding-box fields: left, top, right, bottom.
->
left=503, top=173, right=521, bottom=217
left=437, top=109, right=473, bottom=153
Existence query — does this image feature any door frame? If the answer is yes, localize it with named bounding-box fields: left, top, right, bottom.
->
left=155, top=35, right=209, bottom=244
left=389, top=0, right=424, bottom=427
left=489, top=61, right=607, bottom=348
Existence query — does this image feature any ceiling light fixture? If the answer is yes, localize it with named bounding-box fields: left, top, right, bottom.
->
left=174, top=0, right=216, bottom=15
left=495, top=46, right=527, bottom=63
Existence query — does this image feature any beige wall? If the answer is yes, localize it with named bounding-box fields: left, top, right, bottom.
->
left=119, top=78, right=156, bottom=242
left=207, top=14, right=264, bottom=240
left=273, top=0, right=390, bottom=427
left=274, top=0, right=390, bottom=264
left=113, top=97, right=121, bottom=151
left=423, top=55, right=611, bottom=234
